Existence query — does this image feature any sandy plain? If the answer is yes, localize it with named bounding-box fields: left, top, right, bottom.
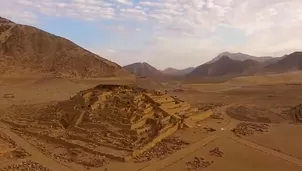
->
left=0, top=74, right=302, bottom=171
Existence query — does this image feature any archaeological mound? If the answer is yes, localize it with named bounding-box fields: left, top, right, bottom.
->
left=2, top=84, right=210, bottom=163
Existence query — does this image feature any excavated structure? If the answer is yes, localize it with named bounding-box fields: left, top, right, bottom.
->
left=2, top=84, right=212, bottom=162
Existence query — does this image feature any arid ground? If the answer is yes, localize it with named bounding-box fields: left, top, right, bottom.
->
left=0, top=74, right=302, bottom=171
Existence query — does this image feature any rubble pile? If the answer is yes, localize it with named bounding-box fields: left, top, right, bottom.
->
left=226, top=105, right=283, bottom=123
left=2, top=93, right=15, bottom=98
left=185, top=157, right=213, bottom=171
left=232, top=123, right=270, bottom=136
left=0, top=132, right=30, bottom=160
left=0, top=160, right=51, bottom=171
left=211, top=111, right=223, bottom=119
left=198, top=102, right=225, bottom=112
left=134, top=137, right=190, bottom=162
left=203, top=127, right=216, bottom=132
left=284, top=104, right=302, bottom=123
left=53, top=148, right=109, bottom=168
left=163, top=137, right=190, bottom=146
left=75, top=156, right=108, bottom=168
left=285, top=82, right=302, bottom=86
left=209, top=147, right=224, bottom=157
left=133, top=142, right=172, bottom=162
left=172, top=88, right=185, bottom=92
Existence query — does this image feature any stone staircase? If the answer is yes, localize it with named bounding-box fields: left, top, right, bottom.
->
left=146, top=94, right=200, bottom=118
left=145, top=93, right=213, bottom=128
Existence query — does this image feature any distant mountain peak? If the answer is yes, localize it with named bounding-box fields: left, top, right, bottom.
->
left=265, top=51, right=302, bottom=72
left=219, top=55, right=233, bottom=61
left=164, top=67, right=175, bottom=70
left=208, top=52, right=273, bottom=64
left=187, top=55, right=261, bottom=79
left=123, top=62, right=163, bottom=79
left=187, top=51, right=302, bottom=81
left=219, top=51, right=233, bottom=55
left=132, top=62, right=151, bottom=66
left=219, top=51, right=243, bottom=56
left=162, top=67, right=195, bottom=76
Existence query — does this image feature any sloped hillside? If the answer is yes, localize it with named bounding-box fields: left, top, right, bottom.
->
left=187, top=56, right=260, bottom=79
left=162, top=67, right=195, bottom=76
left=0, top=16, right=128, bottom=78
left=208, top=52, right=273, bottom=64
left=123, top=62, right=163, bottom=79
left=264, top=52, right=302, bottom=73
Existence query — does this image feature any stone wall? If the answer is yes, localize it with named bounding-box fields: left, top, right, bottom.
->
left=131, top=122, right=180, bottom=158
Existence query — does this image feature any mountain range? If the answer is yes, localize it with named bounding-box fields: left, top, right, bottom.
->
left=123, top=62, right=163, bottom=79
left=0, top=17, right=127, bottom=78
left=122, top=63, right=195, bottom=80
left=207, top=52, right=274, bottom=63
left=186, top=56, right=261, bottom=79
left=162, top=67, right=195, bottom=76
left=1, top=16, right=301, bottom=82
left=264, top=52, right=302, bottom=73
left=123, top=51, right=302, bottom=81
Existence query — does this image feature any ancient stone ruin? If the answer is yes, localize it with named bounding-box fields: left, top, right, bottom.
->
left=55, top=84, right=212, bottom=161
left=2, top=84, right=212, bottom=164
left=286, top=104, right=302, bottom=123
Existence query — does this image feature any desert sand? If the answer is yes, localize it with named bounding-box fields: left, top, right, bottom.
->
left=0, top=75, right=302, bottom=171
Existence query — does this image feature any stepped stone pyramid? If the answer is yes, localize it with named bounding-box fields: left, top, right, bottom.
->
left=3, top=84, right=212, bottom=162
left=56, top=84, right=212, bottom=160
left=55, top=85, right=183, bottom=160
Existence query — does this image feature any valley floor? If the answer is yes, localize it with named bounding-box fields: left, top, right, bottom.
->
left=0, top=76, right=302, bottom=171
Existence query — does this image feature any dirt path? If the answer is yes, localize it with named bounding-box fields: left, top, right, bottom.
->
left=0, top=124, right=75, bottom=171
left=230, top=136, right=302, bottom=167
left=138, top=116, right=302, bottom=171
left=138, top=134, right=219, bottom=171
left=137, top=114, right=234, bottom=171
left=200, top=86, right=242, bottom=93
left=224, top=116, right=302, bottom=167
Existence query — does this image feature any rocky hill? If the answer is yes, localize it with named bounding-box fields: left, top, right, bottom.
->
left=264, top=52, right=302, bottom=73
left=0, top=16, right=127, bottom=78
left=162, top=67, right=195, bottom=76
left=187, top=56, right=261, bottom=79
left=123, top=62, right=163, bottom=79
left=208, top=52, right=273, bottom=64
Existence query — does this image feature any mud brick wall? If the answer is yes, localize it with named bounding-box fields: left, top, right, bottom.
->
left=13, top=129, right=128, bottom=161
left=131, top=122, right=180, bottom=158
left=130, top=118, right=148, bottom=130
left=185, top=110, right=213, bottom=123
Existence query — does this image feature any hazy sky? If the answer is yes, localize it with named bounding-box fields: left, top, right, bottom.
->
left=1, top=0, right=302, bottom=69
